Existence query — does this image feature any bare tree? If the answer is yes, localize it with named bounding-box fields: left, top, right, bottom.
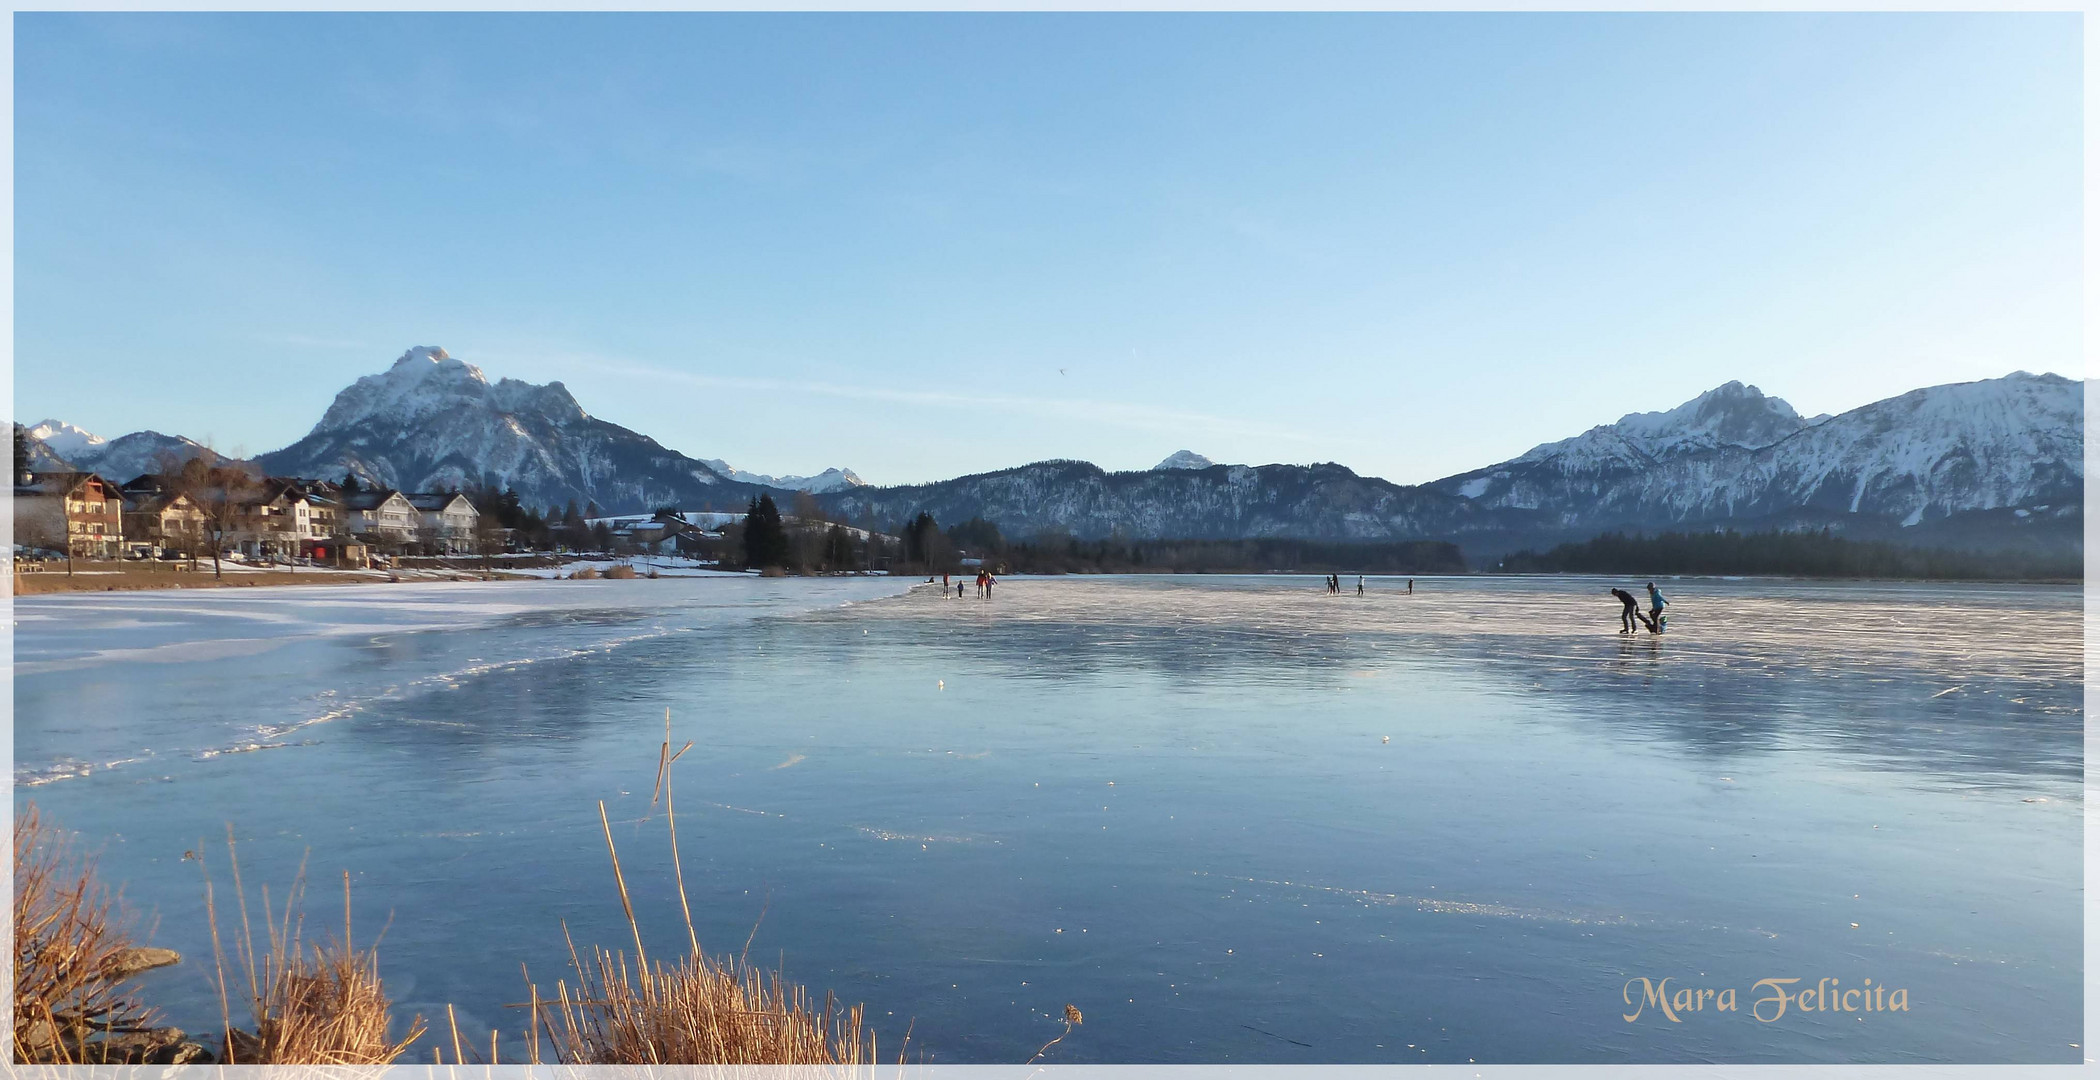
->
left=476, top=511, right=507, bottom=581
left=791, top=490, right=825, bottom=526
left=164, top=448, right=261, bottom=580
left=13, top=488, right=71, bottom=576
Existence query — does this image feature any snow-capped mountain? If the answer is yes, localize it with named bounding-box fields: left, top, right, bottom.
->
left=1621, top=371, right=2082, bottom=526
left=254, top=346, right=765, bottom=515
left=1439, top=382, right=1816, bottom=504
left=820, top=371, right=2079, bottom=553
left=1153, top=450, right=1216, bottom=471
left=14, top=424, right=80, bottom=473
left=1530, top=380, right=1815, bottom=459
left=25, top=419, right=104, bottom=462
left=698, top=459, right=867, bottom=493
left=75, top=431, right=213, bottom=482
left=820, top=459, right=1499, bottom=542
left=16, top=422, right=211, bottom=482
left=1431, top=372, right=2081, bottom=536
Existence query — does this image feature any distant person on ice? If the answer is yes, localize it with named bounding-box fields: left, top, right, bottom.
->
left=1357, top=576, right=1364, bottom=596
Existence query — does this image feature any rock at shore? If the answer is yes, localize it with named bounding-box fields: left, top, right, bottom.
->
left=103, top=946, right=182, bottom=980
left=20, top=1022, right=215, bottom=1065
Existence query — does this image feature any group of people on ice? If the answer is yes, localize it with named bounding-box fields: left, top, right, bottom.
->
left=938, top=571, right=997, bottom=599
left=1323, top=575, right=1413, bottom=595
left=1611, top=582, right=1669, bottom=634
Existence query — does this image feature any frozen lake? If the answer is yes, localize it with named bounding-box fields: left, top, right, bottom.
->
left=10, top=574, right=2082, bottom=1064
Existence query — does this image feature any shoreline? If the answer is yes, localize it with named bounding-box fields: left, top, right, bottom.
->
left=13, top=561, right=2078, bottom=597
left=11, top=565, right=534, bottom=595
left=10, top=555, right=756, bottom=594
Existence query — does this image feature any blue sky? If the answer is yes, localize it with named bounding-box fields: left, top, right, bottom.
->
left=14, top=13, right=2081, bottom=486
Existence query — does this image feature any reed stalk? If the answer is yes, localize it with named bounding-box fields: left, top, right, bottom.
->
left=198, top=833, right=426, bottom=1064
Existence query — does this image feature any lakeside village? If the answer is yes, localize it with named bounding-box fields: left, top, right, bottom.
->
left=11, top=462, right=927, bottom=578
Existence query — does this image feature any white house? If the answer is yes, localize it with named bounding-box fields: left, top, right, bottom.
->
left=408, top=492, right=480, bottom=554
left=342, top=490, right=421, bottom=548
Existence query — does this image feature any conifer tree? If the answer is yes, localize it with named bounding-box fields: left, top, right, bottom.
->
left=742, top=494, right=790, bottom=570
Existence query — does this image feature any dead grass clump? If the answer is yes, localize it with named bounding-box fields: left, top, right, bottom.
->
left=571, top=567, right=602, bottom=580
left=536, top=925, right=872, bottom=1065
left=603, top=565, right=638, bottom=580
left=520, top=713, right=880, bottom=1065
left=201, top=836, right=426, bottom=1064
left=12, top=804, right=156, bottom=1062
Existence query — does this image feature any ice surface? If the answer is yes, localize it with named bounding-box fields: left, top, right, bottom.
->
left=11, top=574, right=2080, bottom=1064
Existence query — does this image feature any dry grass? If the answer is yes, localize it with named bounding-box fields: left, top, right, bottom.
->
left=199, top=832, right=426, bottom=1065
left=1028, top=1004, right=1084, bottom=1064
left=603, top=564, right=639, bottom=580
left=13, top=565, right=377, bottom=595
left=530, top=919, right=874, bottom=1066
left=11, top=804, right=157, bottom=1063
left=570, top=567, right=603, bottom=580
left=515, top=712, right=881, bottom=1066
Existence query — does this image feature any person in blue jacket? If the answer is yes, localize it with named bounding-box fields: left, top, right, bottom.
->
left=1646, top=582, right=1668, bottom=626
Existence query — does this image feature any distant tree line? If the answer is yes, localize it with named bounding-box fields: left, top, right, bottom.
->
left=461, top=484, right=611, bottom=552
left=1496, top=528, right=2080, bottom=582
left=892, top=513, right=1467, bottom=575
left=437, top=485, right=892, bottom=569
left=728, top=493, right=889, bottom=573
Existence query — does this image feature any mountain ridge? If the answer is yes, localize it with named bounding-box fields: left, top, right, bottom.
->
left=21, top=349, right=2081, bottom=555
left=1430, top=371, right=2081, bottom=533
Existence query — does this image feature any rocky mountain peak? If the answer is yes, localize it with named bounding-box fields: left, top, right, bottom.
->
left=393, top=345, right=452, bottom=366
left=1514, top=381, right=1809, bottom=469
left=1154, top=450, right=1216, bottom=471
left=699, top=459, right=868, bottom=493
left=1616, top=380, right=1804, bottom=451
left=310, top=346, right=590, bottom=435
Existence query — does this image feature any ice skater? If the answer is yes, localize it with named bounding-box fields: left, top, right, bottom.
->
left=1407, top=578, right=1414, bottom=594
left=1647, top=581, right=1668, bottom=624
left=1356, top=576, right=1364, bottom=596
left=1611, top=587, right=1644, bottom=634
